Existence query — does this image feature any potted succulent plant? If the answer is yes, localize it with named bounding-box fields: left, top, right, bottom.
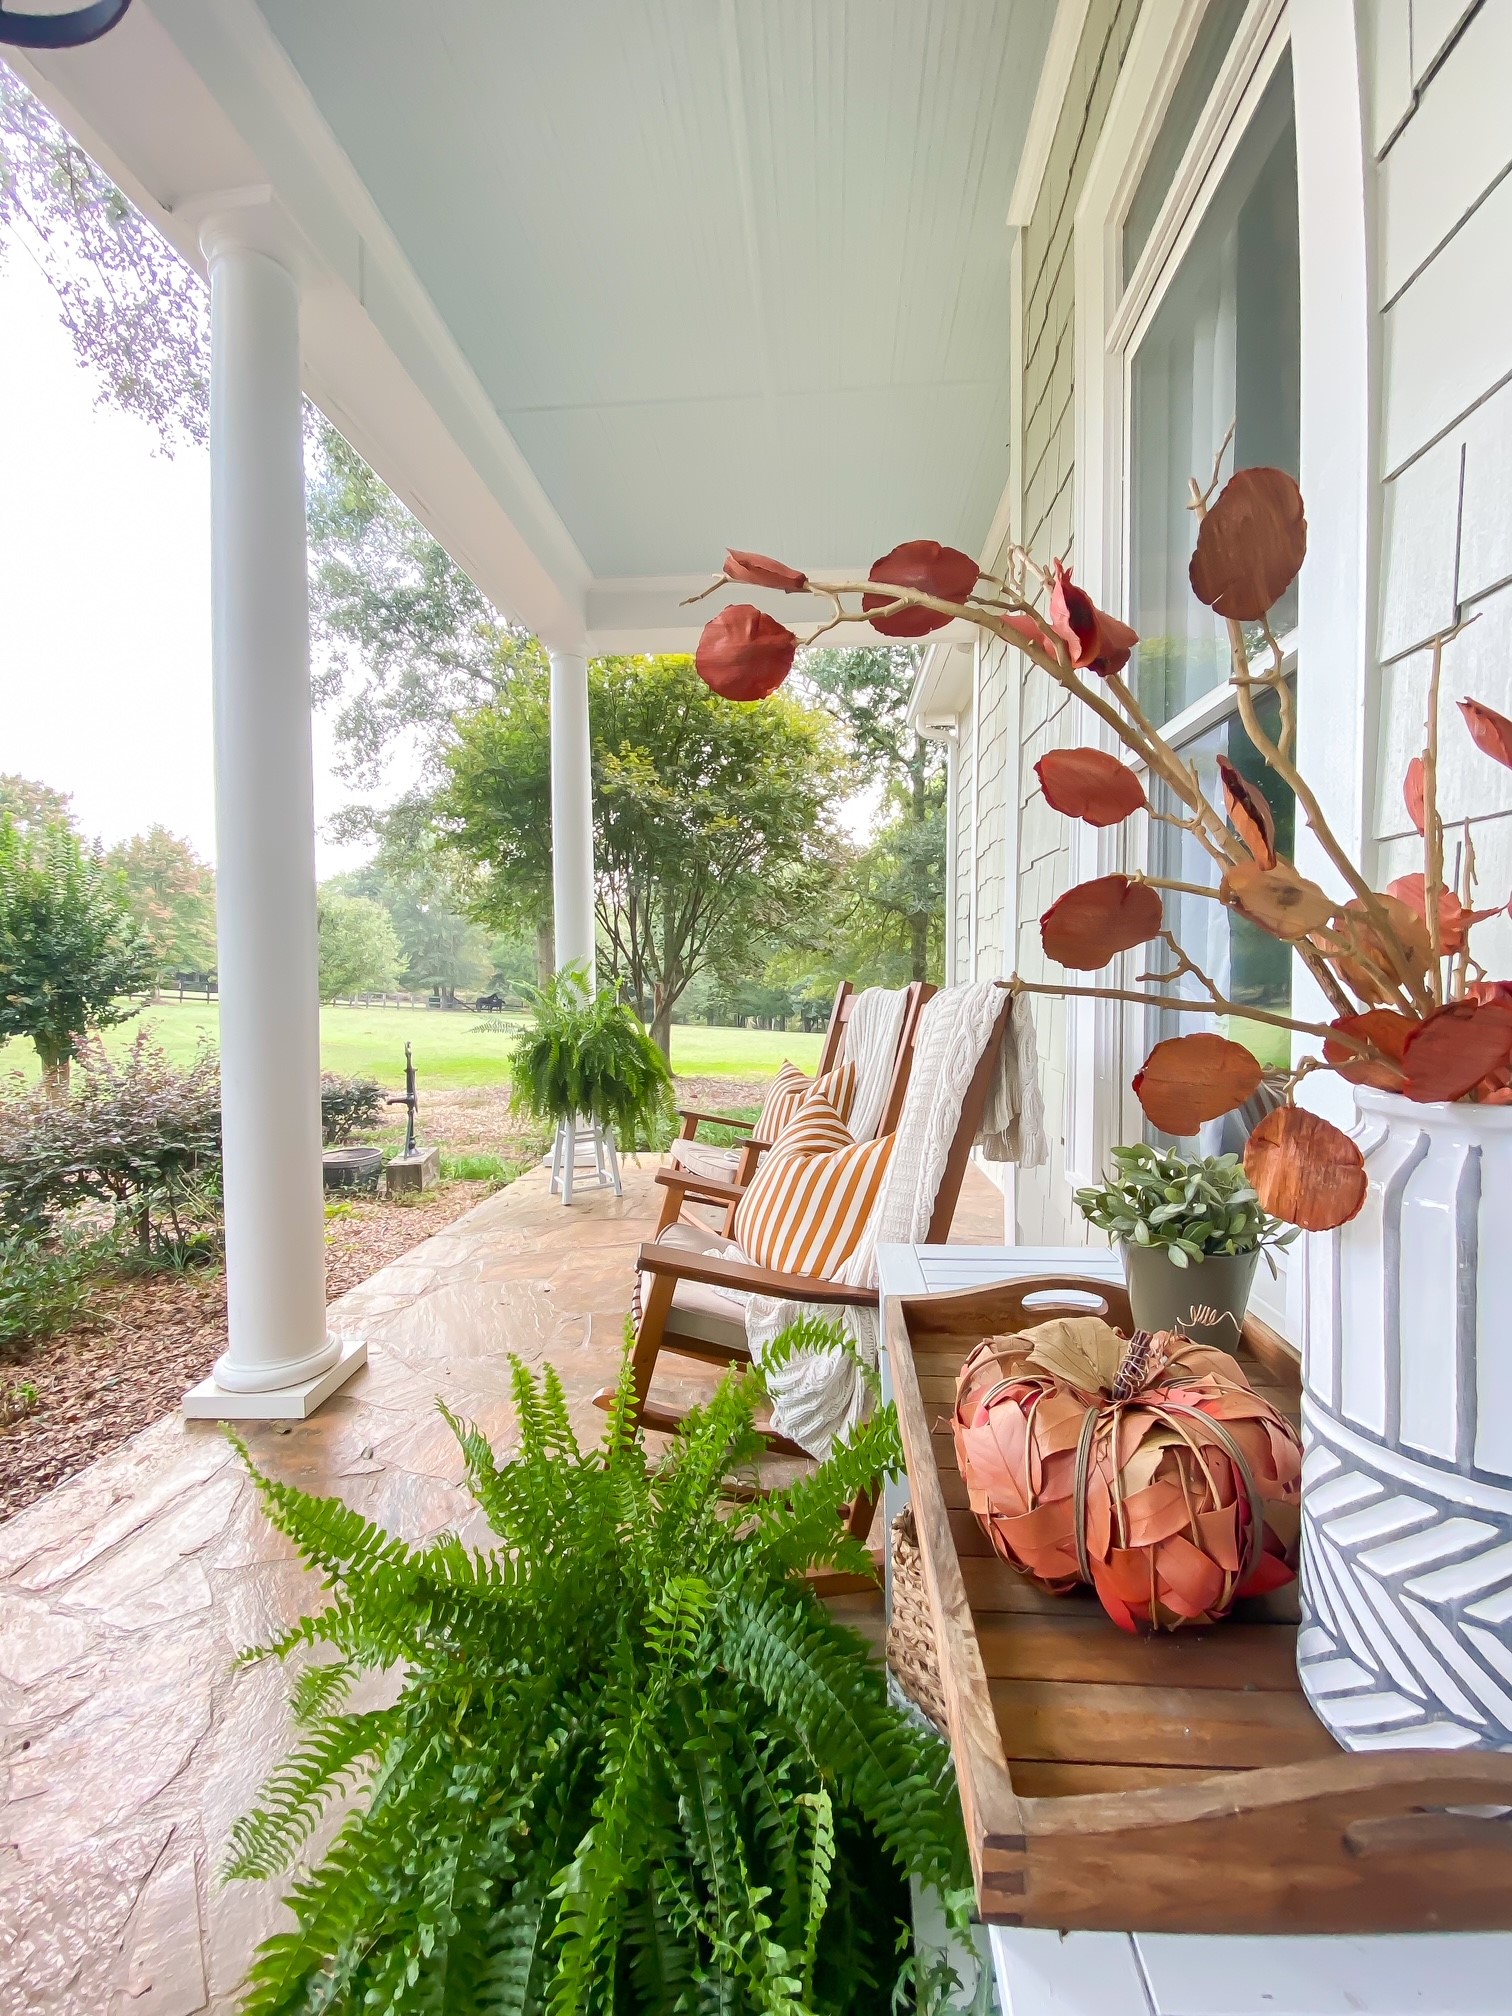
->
left=689, top=460, right=1512, bottom=1752
left=1075, top=1143, right=1296, bottom=1348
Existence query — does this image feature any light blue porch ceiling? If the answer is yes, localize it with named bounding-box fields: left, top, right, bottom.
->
left=254, top=0, right=1052, bottom=582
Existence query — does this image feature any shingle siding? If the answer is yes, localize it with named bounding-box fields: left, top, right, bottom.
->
left=1368, top=0, right=1512, bottom=982
left=1001, top=0, right=1142, bottom=1244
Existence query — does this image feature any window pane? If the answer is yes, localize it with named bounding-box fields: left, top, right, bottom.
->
left=1129, top=56, right=1298, bottom=728
left=1122, top=0, right=1250, bottom=281
left=1145, top=689, right=1295, bottom=1152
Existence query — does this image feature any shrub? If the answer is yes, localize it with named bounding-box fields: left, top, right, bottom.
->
left=0, top=1226, right=103, bottom=1356
left=226, top=1333, right=968, bottom=2012
left=319, top=1072, right=386, bottom=1146
left=0, top=1034, right=222, bottom=1264
left=508, top=965, right=675, bottom=1149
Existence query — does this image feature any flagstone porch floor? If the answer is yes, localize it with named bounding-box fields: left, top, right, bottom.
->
left=0, top=1154, right=1005, bottom=2014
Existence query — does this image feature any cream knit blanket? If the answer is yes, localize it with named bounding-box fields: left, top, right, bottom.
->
left=745, top=981, right=1047, bottom=1457
left=841, top=984, right=910, bottom=1142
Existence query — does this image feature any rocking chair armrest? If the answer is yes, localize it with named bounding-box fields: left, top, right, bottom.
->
left=653, top=1167, right=746, bottom=1208
left=675, top=1107, right=756, bottom=1133
left=637, top=1240, right=877, bottom=1308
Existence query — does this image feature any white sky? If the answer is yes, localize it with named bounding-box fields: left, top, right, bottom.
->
left=0, top=251, right=368, bottom=879
left=0, top=248, right=876, bottom=872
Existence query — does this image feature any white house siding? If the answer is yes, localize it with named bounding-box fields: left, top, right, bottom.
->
left=1365, top=0, right=1512, bottom=977
left=1004, top=0, right=1143, bottom=1245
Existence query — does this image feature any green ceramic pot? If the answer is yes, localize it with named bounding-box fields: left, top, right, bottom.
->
left=1118, top=1242, right=1259, bottom=1350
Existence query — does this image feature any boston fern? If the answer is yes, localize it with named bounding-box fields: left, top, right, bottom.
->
left=225, top=1337, right=970, bottom=2014
left=1075, top=1141, right=1299, bottom=1269
left=508, top=965, right=675, bottom=1149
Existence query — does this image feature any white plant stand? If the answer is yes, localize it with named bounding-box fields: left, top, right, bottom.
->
left=548, top=1116, right=622, bottom=1204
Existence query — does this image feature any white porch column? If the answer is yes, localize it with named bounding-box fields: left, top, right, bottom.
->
left=548, top=647, right=595, bottom=983
left=184, top=208, right=364, bottom=1419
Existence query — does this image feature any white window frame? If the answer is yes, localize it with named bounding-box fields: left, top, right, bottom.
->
left=1062, top=0, right=1291, bottom=1184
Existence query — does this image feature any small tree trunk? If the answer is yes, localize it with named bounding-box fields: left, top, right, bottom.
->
left=910, top=910, right=929, bottom=983
left=650, top=983, right=673, bottom=1062
left=37, top=1040, right=70, bottom=1101
left=534, top=917, right=556, bottom=988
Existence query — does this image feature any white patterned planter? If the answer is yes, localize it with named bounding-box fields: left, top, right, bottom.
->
left=1298, top=1087, right=1512, bottom=1751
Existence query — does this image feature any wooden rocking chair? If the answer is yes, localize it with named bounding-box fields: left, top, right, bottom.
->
left=601, top=988, right=1016, bottom=1547
left=656, top=980, right=933, bottom=1238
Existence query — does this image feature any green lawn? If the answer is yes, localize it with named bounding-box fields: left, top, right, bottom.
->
left=1, top=999, right=823, bottom=1089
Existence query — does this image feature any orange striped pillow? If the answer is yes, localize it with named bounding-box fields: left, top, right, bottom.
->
left=756, top=1061, right=811, bottom=1140
left=756, top=1058, right=860, bottom=1143
left=734, top=1101, right=894, bottom=1278
left=807, top=1059, right=858, bottom=1128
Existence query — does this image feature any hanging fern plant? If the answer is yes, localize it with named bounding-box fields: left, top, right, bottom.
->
left=508, top=964, right=676, bottom=1149
left=225, top=1329, right=970, bottom=2014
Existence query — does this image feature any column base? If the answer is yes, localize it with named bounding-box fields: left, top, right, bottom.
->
left=181, top=1334, right=367, bottom=1420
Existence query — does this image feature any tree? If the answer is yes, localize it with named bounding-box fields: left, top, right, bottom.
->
left=107, top=826, right=217, bottom=986
left=0, top=70, right=208, bottom=452
left=0, top=774, right=75, bottom=834
left=798, top=646, right=947, bottom=982
left=0, top=811, right=152, bottom=1090
left=441, top=655, right=848, bottom=1055
left=306, top=427, right=539, bottom=785
left=316, top=891, right=402, bottom=1002
left=334, top=855, right=493, bottom=1005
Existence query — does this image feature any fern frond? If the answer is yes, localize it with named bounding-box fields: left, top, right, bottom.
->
left=289, top=1657, right=356, bottom=1728
left=718, top=1589, right=967, bottom=1899
left=223, top=1708, right=399, bottom=1881
left=755, top=1316, right=880, bottom=1405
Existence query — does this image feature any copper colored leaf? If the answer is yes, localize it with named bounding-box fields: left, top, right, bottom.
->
left=1040, top=874, right=1163, bottom=970
left=1315, top=894, right=1432, bottom=1005
left=1002, top=610, right=1059, bottom=657
left=1244, top=1107, right=1367, bottom=1231
left=1323, top=1009, right=1415, bottom=1090
left=1404, top=756, right=1426, bottom=836
left=1460, top=696, right=1512, bottom=770
left=1222, top=860, right=1334, bottom=941
left=1189, top=467, right=1308, bottom=621
left=694, top=604, right=797, bottom=702
left=723, top=549, right=807, bottom=593
left=862, top=540, right=979, bottom=638
left=1048, top=562, right=1139, bottom=678
left=1400, top=999, right=1512, bottom=1104
left=1133, top=1034, right=1263, bottom=1137
left=1471, top=980, right=1512, bottom=1008
left=1385, top=873, right=1499, bottom=957
left=1215, top=755, right=1277, bottom=867
left=1035, top=748, right=1148, bottom=827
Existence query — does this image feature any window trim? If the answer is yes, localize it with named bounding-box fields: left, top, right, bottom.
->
left=1064, top=0, right=1291, bottom=1195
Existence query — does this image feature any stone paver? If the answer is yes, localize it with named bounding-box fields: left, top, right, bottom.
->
left=0, top=1156, right=1005, bottom=2012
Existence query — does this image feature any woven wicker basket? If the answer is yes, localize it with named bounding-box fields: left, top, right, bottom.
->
left=885, top=1505, right=949, bottom=1736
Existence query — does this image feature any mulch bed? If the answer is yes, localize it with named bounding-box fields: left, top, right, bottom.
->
left=0, top=1180, right=492, bottom=1524
left=0, top=1073, right=769, bottom=1525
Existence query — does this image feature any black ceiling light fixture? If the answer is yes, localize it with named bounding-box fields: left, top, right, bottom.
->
left=0, top=0, right=132, bottom=48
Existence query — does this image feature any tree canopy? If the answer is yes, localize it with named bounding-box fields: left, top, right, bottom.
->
left=795, top=647, right=947, bottom=983
left=440, top=655, right=848, bottom=1052
left=0, top=811, right=152, bottom=1087
left=316, top=890, right=403, bottom=1002
left=332, top=854, right=495, bottom=1004
left=0, top=70, right=208, bottom=451
left=107, top=825, right=217, bottom=984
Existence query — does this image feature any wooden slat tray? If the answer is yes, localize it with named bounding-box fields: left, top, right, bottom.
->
left=887, top=1276, right=1512, bottom=1935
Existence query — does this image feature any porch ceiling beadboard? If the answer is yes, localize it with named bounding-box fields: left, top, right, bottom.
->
left=251, top=0, right=1049, bottom=583
left=11, top=0, right=1052, bottom=646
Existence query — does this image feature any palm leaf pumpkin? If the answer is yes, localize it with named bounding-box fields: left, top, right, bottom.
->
left=226, top=1329, right=971, bottom=2014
